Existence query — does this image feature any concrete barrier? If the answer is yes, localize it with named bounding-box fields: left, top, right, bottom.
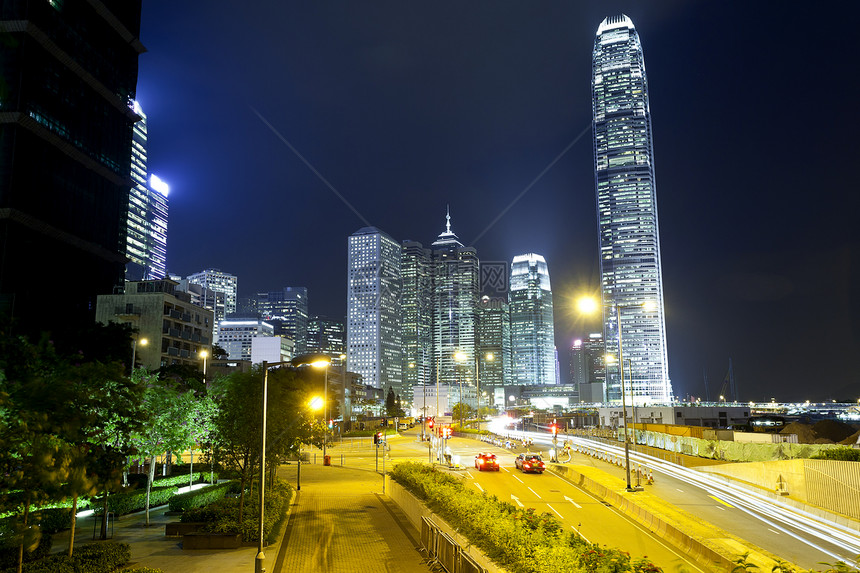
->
left=182, top=532, right=242, bottom=549
left=165, top=521, right=205, bottom=536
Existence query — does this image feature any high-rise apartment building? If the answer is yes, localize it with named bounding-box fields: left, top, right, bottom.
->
left=187, top=268, right=237, bottom=342
left=509, top=254, right=556, bottom=385
left=125, top=101, right=168, bottom=282
left=431, top=212, right=479, bottom=393
left=592, top=15, right=672, bottom=403
left=401, top=240, right=432, bottom=388
left=346, top=227, right=402, bottom=395
left=306, top=315, right=345, bottom=366
left=257, top=287, right=309, bottom=354
left=0, top=1, right=144, bottom=329
left=476, top=295, right=511, bottom=398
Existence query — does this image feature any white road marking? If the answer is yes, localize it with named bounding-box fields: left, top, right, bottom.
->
left=676, top=488, right=684, bottom=492
left=715, top=506, right=725, bottom=511
left=563, top=495, right=582, bottom=509
left=500, top=466, right=510, bottom=473
left=511, top=495, right=524, bottom=508
left=474, top=483, right=484, bottom=493
left=571, top=525, right=591, bottom=544
left=528, top=487, right=541, bottom=499
left=768, top=528, right=780, bottom=535
left=546, top=503, right=564, bottom=519
left=512, top=475, right=524, bottom=484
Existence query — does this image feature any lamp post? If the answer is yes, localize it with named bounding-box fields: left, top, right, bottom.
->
left=308, top=359, right=332, bottom=461
left=256, top=359, right=291, bottom=573
left=130, top=337, right=148, bottom=375
left=454, top=351, right=467, bottom=429
left=475, top=352, right=493, bottom=429
left=577, top=296, right=653, bottom=493
left=199, top=350, right=209, bottom=384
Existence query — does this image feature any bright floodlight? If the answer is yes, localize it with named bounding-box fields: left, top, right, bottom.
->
left=486, top=353, right=495, bottom=361
left=454, top=351, right=467, bottom=362
left=642, top=300, right=658, bottom=311
left=309, top=396, right=324, bottom=410
left=150, top=174, right=169, bottom=196
left=139, top=338, right=148, bottom=346
left=576, top=296, right=599, bottom=314
left=310, top=359, right=331, bottom=369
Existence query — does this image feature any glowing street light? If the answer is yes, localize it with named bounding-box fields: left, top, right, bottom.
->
left=131, top=337, right=148, bottom=375
left=309, top=359, right=333, bottom=461
left=199, top=349, right=209, bottom=383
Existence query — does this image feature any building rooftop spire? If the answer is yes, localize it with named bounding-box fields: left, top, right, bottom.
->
left=446, top=204, right=451, bottom=233
left=431, top=205, right=463, bottom=247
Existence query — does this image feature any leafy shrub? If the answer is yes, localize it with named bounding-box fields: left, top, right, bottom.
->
left=152, top=471, right=219, bottom=489
left=168, top=481, right=235, bottom=512
left=811, top=447, right=860, bottom=462
left=390, top=462, right=661, bottom=573
left=35, top=508, right=72, bottom=534
left=181, top=480, right=293, bottom=543
left=1, top=541, right=130, bottom=573
left=102, top=485, right=177, bottom=516
left=0, top=533, right=52, bottom=570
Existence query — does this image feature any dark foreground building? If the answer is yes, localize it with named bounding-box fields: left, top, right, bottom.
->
left=0, top=1, right=145, bottom=332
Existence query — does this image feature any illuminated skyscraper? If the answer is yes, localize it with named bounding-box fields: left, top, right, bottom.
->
left=431, top=211, right=479, bottom=392
left=592, top=14, right=672, bottom=402
left=346, top=227, right=402, bottom=395
left=401, top=240, right=432, bottom=388
left=126, top=100, right=168, bottom=281
left=187, top=268, right=237, bottom=342
left=509, top=254, right=555, bottom=385
left=257, top=287, right=309, bottom=354
left=306, top=315, right=345, bottom=366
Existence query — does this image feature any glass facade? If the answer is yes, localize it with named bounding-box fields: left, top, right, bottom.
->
left=306, top=315, right=345, bottom=366
left=186, top=268, right=238, bottom=342
left=476, top=295, right=511, bottom=400
left=125, top=101, right=168, bottom=282
left=346, top=227, right=402, bottom=395
left=509, top=254, right=556, bottom=385
left=401, top=240, right=433, bottom=388
left=592, top=14, right=672, bottom=403
left=257, top=286, right=309, bottom=354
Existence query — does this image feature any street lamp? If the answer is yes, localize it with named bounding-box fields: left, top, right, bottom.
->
left=199, top=350, right=208, bottom=383
left=475, top=352, right=494, bottom=429
left=256, top=359, right=292, bottom=573
left=309, top=359, right=332, bottom=461
left=131, top=337, right=148, bottom=375
left=454, top=351, right=467, bottom=429
left=577, top=295, right=652, bottom=493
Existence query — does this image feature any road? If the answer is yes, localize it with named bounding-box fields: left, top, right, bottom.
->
left=320, top=431, right=705, bottom=571
left=503, top=429, right=860, bottom=570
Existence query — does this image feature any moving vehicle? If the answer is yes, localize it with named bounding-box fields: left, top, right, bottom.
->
left=474, top=453, right=499, bottom=471
left=514, top=453, right=545, bottom=474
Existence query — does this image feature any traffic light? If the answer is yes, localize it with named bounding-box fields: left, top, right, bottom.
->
left=442, top=426, right=452, bottom=439
left=374, top=431, right=382, bottom=445
left=428, top=418, right=434, bottom=429
left=551, top=424, right=558, bottom=437
left=328, top=419, right=333, bottom=429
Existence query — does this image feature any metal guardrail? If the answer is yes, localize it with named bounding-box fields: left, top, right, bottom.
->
left=420, top=516, right=486, bottom=573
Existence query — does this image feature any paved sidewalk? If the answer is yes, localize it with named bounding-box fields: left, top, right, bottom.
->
left=47, top=462, right=432, bottom=572
left=275, top=463, right=431, bottom=573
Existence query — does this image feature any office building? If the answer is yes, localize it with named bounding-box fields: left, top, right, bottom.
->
left=346, top=227, right=402, bottom=395
left=95, top=279, right=212, bottom=370
left=256, top=287, right=309, bottom=354
left=217, top=318, right=274, bottom=362
left=476, top=295, right=511, bottom=398
left=187, top=268, right=237, bottom=341
left=125, top=101, right=167, bottom=282
left=431, top=210, right=479, bottom=394
left=401, top=240, right=433, bottom=388
left=592, top=15, right=672, bottom=402
left=250, top=335, right=294, bottom=365
left=306, top=315, right=345, bottom=366
left=509, top=254, right=556, bottom=385
left=0, top=2, right=145, bottom=329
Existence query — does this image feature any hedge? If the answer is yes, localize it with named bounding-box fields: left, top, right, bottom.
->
left=100, top=485, right=177, bottom=516
left=152, top=471, right=219, bottom=489
left=0, top=533, right=52, bottom=570
left=390, top=462, right=661, bottom=573
left=168, top=481, right=235, bottom=513
left=0, top=541, right=130, bottom=573
left=181, top=479, right=293, bottom=543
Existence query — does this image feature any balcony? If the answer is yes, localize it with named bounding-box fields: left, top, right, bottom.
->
left=181, top=331, right=192, bottom=340
left=167, top=347, right=179, bottom=356
left=169, top=328, right=181, bottom=338
left=169, top=309, right=182, bottom=319
left=180, top=349, right=189, bottom=358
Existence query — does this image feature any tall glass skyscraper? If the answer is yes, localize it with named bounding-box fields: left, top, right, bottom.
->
left=401, top=240, right=432, bottom=388
left=126, top=100, right=168, bottom=282
left=187, top=268, right=238, bottom=343
left=346, top=227, right=402, bottom=395
left=592, top=15, right=672, bottom=403
left=509, top=254, right=556, bottom=385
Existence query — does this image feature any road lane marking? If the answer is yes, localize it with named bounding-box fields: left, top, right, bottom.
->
left=528, top=487, right=541, bottom=499
left=500, top=467, right=510, bottom=473
left=474, top=483, right=484, bottom=493
left=676, top=488, right=684, bottom=492
left=563, top=495, right=582, bottom=509
left=546, top=503, right=563, bottom=519
left=511, top=495, right=524, bottom=508
left=512, top=475, right=524, bottom=484
left=767, top=528, right=780, bottom=535
left=570, top=526, right=591, bottom=544
left=715, top=506, right=725, bottom=511
left=708, top=495, right=734, bottom=508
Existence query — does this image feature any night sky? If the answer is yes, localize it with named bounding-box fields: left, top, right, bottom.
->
left=136, top=2, right=859, bottom=403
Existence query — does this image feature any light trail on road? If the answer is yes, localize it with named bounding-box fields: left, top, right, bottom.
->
left=504, top=429, right=860, bottom=568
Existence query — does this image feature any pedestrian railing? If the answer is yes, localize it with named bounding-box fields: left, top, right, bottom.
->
left=420, top=516, right=486, bottom=573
